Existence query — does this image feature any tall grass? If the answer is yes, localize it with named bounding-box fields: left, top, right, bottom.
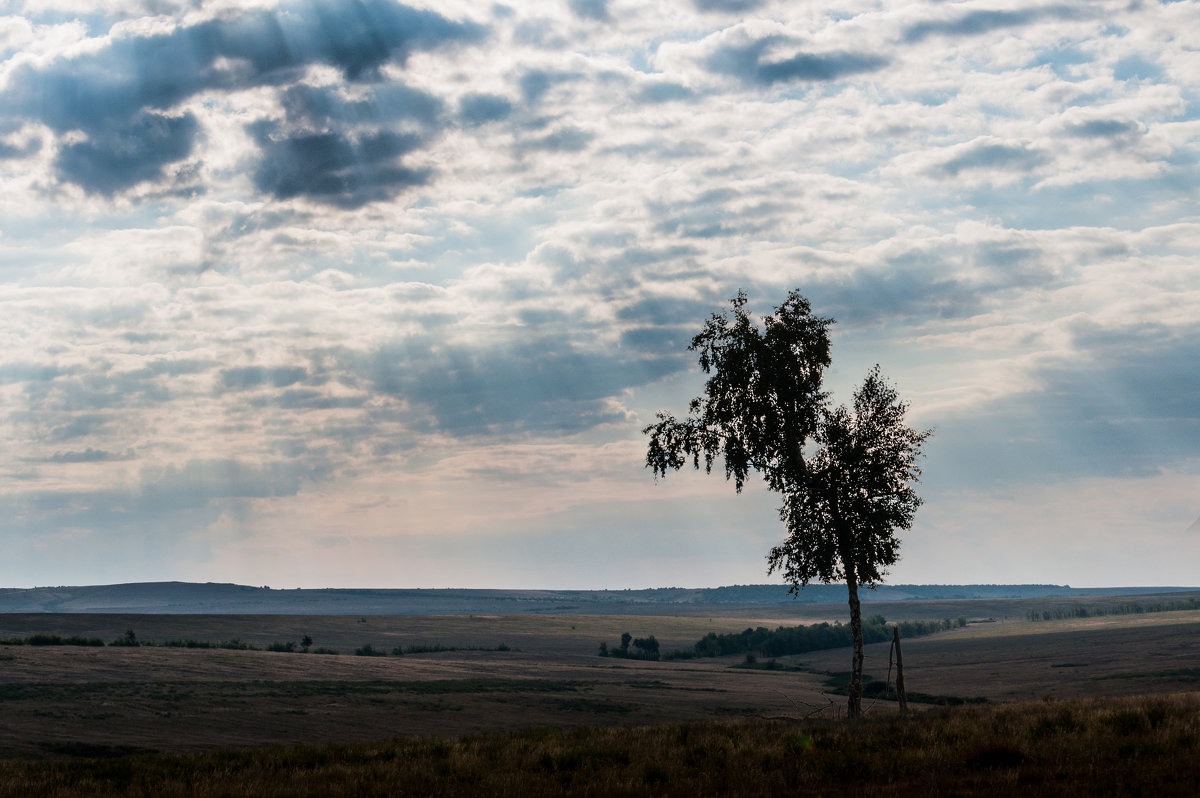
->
left=0, top=693, right=1196, bottom=796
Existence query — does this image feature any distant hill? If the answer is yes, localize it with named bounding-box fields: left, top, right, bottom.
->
left=0, top=581, right=1196, bottom=615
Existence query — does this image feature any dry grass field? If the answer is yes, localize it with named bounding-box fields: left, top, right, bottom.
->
left=1, top=602, right=1198, bottom=794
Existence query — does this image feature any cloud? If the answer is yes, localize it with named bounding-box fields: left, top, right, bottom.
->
left=54, top=111, right=199, bottom=195
left=692, top=0, right=765, bottom=11
left=0, top=1, right=485, bottom=197
left=1063, top=118, right=1142, bottom=141
left=702, top=35, right=888, bottom=86
left=359, top=336, right=682, bottom=436
left=46, top=448, right=134, bottom=463
left=0, top=363, right=71, bottom=384
left=519, top=125, right=594, bottom=153
left=567, top=0, right=611, bottom=23
left=457, top=92, right=514, bottom=126
left=250, top=127, right=432, bottom=208
left=219, top=366, right=311, bottom=391
left=933, top=140, right=1049, bottom=178
left=903, top=6, right=1087, bottom=43
left=930, top=321, right=1200, bottom=487
left=635, top=82, right=697, bottom=103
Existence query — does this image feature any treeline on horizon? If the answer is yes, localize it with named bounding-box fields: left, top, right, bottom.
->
left=1027, top=596, right=1200, bottom=621
left=601, top=615, right=968, bottom=662
left=681, top=616, right=967, bottom=659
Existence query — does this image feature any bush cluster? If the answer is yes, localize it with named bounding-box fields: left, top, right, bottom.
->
left=599, top=633, right=660, bottom=660
left=0, top=634, right=104, bottom=647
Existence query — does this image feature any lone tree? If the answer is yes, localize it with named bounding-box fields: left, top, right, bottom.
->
left=644, top=290, right=930, bottom=718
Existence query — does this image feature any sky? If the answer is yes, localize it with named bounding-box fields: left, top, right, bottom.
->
left=0, top=0, right=1197, bottom=590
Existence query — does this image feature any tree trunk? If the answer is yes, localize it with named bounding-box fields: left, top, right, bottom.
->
left=846, top=568, right=863, bottom=719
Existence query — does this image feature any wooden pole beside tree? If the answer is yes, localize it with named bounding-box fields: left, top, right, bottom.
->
left=891, top=626, right=907, bottom=716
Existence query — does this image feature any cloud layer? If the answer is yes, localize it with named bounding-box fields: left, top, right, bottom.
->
left=1, top=0, right=1198, bottom=588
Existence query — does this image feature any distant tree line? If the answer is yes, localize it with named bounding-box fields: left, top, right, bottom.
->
left=1027, top=597, right=1200, bottom=622
left=664, top=616, right=965, bottom=661
left=0, top=628, right=513, bottom=656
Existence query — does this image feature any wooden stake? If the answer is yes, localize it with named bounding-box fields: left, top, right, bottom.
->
left=891, top=626, right=908, bottom=716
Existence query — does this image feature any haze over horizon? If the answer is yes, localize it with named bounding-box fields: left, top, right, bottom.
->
left=1, top=0, right=1197, bottom=591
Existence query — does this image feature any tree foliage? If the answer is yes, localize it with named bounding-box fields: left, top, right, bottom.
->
left=644, top=289, right=832, bottom=495
left=768, top=366, right=930, bottom=590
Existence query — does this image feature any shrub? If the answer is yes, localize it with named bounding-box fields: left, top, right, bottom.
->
left=633, top=636, right=660, bottom=660
left=267, top=641, right=297, bottom=653
left=110, top=629, right=139, bottom=647
left=355, top=644, right=385, bottom=657
left=311, top=647, right=339, bottom=655
left=218, top=639, right=253, bottom=650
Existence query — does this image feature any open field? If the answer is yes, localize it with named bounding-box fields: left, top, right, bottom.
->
left=1, top=605, right=1199, bottom=764
left=1, top=694, right=1199, bottom=796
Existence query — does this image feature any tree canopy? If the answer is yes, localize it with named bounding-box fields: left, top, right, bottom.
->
left=768, top=366, right=930, bottom=590
left=643, top=289, right=832, bottom=495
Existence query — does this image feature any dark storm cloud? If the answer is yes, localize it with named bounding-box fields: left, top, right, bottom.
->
left=457, top=93, right=514, bottom=126
left=0, top=1, right=484, bottom=196
left=357, top=337, right=683, bottom=436
left=247, top=80, right=446, bottom=206
left=935, top=142, right=1048, bottom=177
left=567, top=0, right=611, bottom=22
left=280, top=83, right=444, bottom=130
left=903, top=6, right=1087, bottom=43
left=7, top=2, right=482, bottom=122
left=250, top=127, right=432, bottom=208
left=704, top=36, right=888, bottom=86
left=55, top=112, right=199, bottom=195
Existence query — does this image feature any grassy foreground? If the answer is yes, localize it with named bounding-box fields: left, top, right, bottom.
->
left=1, top=692, right=1198, bottom=796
